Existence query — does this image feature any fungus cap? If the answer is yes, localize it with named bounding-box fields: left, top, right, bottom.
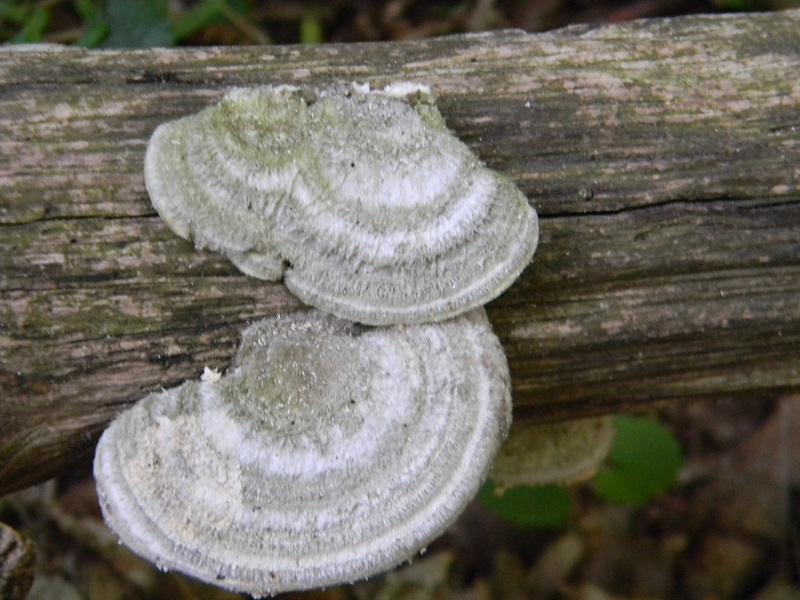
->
left=144, top=83, right=539, bottom=325
left=491, top=417, right=615, bottom=488
left=93, top=308, right=511, bottom=596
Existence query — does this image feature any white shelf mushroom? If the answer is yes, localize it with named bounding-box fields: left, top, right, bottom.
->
left=94, top=308, right=511, bottom=596
left=144, top=83, right=539, bottom=325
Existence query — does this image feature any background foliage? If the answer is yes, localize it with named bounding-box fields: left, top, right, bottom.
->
left=2, top=0, right=798, bottom=47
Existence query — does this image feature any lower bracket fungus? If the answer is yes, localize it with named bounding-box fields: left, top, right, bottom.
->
left=94, top=309, right=511, bottom=596
left=144, top=83, right=538, bottom=325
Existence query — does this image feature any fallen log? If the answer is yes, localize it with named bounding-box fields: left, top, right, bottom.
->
left=1, top=10, right=799, bottom=495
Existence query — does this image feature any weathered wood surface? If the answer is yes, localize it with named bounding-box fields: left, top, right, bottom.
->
left=1, top=10, right=799, bottom=496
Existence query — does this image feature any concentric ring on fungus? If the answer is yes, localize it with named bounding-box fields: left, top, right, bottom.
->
left=93, top=308, right=511, bottom=596
left=144, top=83, right=539, bottom=325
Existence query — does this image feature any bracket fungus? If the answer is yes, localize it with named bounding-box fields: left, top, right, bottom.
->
left=491, top=417, right=616, bottom=489
left=144, top=83, right=539, bottom=325
left=94, top=308, right=511, bottom=596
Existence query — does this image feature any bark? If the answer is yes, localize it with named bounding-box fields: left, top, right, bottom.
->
left=1, top=10, right=799, bottom=495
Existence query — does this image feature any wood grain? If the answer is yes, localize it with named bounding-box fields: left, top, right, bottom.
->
left=1, top=10, right=799, bottom=495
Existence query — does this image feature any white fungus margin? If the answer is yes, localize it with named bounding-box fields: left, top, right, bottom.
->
left=94, top=309, right=512, bottom=597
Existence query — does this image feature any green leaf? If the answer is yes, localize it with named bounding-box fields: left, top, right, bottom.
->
left=173, top=0, right=224, bottom=42
left=11, top=6, right=49, bottom=43
left=73, top=0, right=97, bottom=20
left=0, top=1, right=31, bottom=23
left=224, top=0, right=248, bottom=14
left=593, top=415, right=683, bottom=506
left=479, top=481, right=571, bottom=529
left=73, top=0, right=108, bottom=47
left=299, top=15, right=323, bottom=44
left=0, top=1, right=26, bottom=43
left=75, top=16, right=108, bottom=47
left=101, top=0, right=174, bottom=48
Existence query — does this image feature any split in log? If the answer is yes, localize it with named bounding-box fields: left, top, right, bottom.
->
left=1, top=10, right=799, bottom=496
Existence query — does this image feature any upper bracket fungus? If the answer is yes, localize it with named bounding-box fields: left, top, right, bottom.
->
left=94, top=308, right=511, bottom=596
left=144, top=83, right=538, bottom=325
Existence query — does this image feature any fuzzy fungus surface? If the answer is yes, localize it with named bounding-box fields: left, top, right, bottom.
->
left=144, top=83, right=539, bottom=325
left=93, top=308, right=511, bottom=596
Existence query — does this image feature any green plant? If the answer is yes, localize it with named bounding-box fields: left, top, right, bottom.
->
left=100, top=0, right=172, bottom=47
left=299, top=14, right=323, bottom=44
left=0, top=0, right=255, bottom=47
left=73, top=0, right=107, bottom=47
left=101, top=0, right=252, bottom=47
left=593, top=415, right=684, bottom=506
left=479, top=481, right=572, bottom=529
left=1, top=0, right=49, bottom=43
